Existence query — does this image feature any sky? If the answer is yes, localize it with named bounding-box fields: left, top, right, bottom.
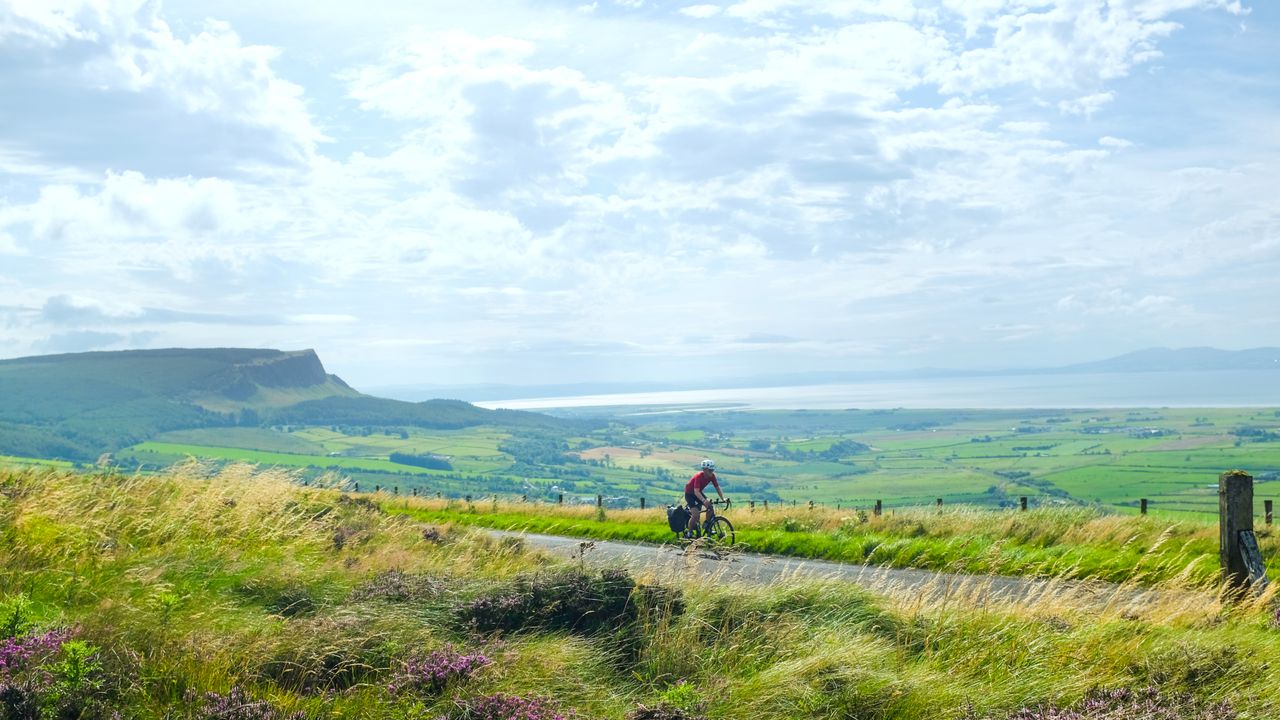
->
left=0, top=0, right=1276, bottom=392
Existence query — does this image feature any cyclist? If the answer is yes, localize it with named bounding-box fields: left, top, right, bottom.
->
left=684, top=459, right=725, bottom=538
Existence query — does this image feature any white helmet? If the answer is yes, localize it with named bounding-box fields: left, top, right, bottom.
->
left=700, top=459, right=716, bottom=471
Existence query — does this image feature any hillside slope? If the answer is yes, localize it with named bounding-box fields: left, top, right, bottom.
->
left=0, top=347, right=568, bottom=461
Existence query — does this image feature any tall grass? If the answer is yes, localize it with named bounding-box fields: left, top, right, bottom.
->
left=2, top=465, right=1278, bottom=719
left=390, top=496, right=1277, bottom=588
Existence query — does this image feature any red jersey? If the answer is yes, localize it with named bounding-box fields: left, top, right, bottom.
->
left=685, top=470, right=720, bottom=494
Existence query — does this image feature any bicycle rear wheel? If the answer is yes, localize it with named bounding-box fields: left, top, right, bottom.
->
left=704, top=516, right=735, bottom=545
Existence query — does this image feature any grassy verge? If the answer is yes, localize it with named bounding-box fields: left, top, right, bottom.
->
left=2, top=464, right=1278, bottom=719
left=389, top=497, right=1279, bottom=588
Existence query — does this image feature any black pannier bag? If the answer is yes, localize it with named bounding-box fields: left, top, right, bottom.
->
left=666, top=504, right=690, bottom=533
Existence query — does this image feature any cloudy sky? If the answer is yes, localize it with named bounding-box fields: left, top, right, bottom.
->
left=0, top=0, right=1274, bottom=391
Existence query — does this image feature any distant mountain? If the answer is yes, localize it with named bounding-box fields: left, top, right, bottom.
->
left=0, top=348, right=569, bottom=462
left=371, top=346, right=1280, bottom=403
left=1057, top=347, right=1280, bottom=373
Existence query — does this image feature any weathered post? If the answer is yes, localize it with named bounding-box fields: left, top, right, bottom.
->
left=465, top=494, right=472, bottom=503
left=1020, top=496, right=1028, bottom=511
left=1140, top=498, right=1148, bottom=515
left=394, top=486, right=398, bottom=495
left=597, top=494, right=603, bottom=508
left=640, top=497, right=646, bottom=510
left=412, top=488, right=417, bottom=497
left=874, top=500, right=882, bottom=517
left=558, top=493, right=564, bottom=505
left=1266, top=499, right=1273, bottom=526
left=808, top=500, right=814, bottom=510
left=763, top=500, right=769, bottom=511
left=936, top=498, right=942, bottom=508
left=375, top=485, right=381, bottom=493
left=749, top=500, right=755, bottom=511
left=354, top=482, right=360, bottom=493
left=522, top=494, right=527, bottom=503
left=1220, top=470, right=1266, bottom=593
left=303, top=479, right=309, bottom=487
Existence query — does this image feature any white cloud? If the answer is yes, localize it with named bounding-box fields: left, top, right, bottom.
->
left=1059, top=91, right=1116, bottom=117
left=0, top=230, right=21, bottom=255
left=0, top=0, right=324, bottom=166
left=1057, top=291, right=1179, bottom=316
left=679, top=4, right=722, bottom=18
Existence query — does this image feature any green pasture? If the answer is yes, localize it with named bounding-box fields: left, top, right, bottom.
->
left=0, top=453, right=76, bottom=470
left=109, top=407, right=1280, bottom=518
left=126, top=441, right=443, bottom=475
left=154, top=427, right=328, bottom=454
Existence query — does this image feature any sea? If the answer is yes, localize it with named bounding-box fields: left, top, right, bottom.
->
left=473, top=369, right=1280, bottom=412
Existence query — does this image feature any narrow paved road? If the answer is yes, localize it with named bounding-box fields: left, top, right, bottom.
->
left=489, top=529, right=1200, bottom=612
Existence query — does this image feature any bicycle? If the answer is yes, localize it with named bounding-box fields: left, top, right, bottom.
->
left=685, top=498, right=735, bottom=545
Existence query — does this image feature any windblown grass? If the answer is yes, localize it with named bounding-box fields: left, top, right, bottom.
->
left=390, top=496, right=1278, bottom=588
left=2, top=465, right=1278, bottom=719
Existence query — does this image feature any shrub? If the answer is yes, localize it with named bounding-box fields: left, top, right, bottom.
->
left=0, top=631, right=114, bottom=720
left=388, top=646, right=490, bottom=695
left=460, top=569, right=638, bottom=636
left=183, top=686, right=305, bottom=720
left=1, top=628, right=71, bottom=677
left=0, top=678, right=41, bottom=720
left=627, top=681, right=707, bottom=720
left=971, top=686, right=1238, bottom=720
left=350, top=570, right=446, bottom=603
left=445, top=692, right=575, bottom=720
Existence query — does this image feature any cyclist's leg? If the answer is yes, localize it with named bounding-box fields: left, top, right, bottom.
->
left=684, top=490, right=700, bottom=536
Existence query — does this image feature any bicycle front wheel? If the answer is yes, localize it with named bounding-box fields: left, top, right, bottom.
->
left=704, top=516, right=735, bottom=545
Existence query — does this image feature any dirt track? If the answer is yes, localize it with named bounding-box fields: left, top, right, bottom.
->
left=488, top=529, right=1204, bottom=613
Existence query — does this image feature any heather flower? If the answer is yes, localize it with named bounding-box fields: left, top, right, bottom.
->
left=448, top=692, right=575, bottom=720
left=0, top=628, right=71, bottom=677
left=980, top=686, right=1237, bottom=720
left=350, top=570, right=445, bottom=603
left=188, top=686, right=306, bottom=720
left=387, top=646, right=490, bottom=695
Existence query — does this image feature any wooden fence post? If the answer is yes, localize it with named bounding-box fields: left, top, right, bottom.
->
left=375, top=485, right=380, bottom=493
left=763, top=500, right=769, bottom=511
left=597, top=494, right=603, bottom=508
left=749, top=500, right=755, bottom=511
left=1266, top=499, right=1273, bottom=526
left=465, top=494, right=472, bottom=503
left=558, top=493, right=564, bottom=505
left=394, top=486, right=398, bottom=495
left=1020, top=496, right=1028, bottom=511
left=874, top=500, right=882, bottom=517
left=936, top=498, right=942, bottom=508
left=640, top=497, right=646, bottom=510
left=1140, top=498, right=1148, bottom=515
left=808, top=500, right=814, bottom=510
left=436, top=492, right=441, bottom=499
left=1220, top=470, right=1266, bottom=593
left=412, top=488, right=417, bottom=497
left=354, top=482, right=360, bottom=493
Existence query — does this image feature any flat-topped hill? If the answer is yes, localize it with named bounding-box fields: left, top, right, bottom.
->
left=0, top=347, right=566, bottom=462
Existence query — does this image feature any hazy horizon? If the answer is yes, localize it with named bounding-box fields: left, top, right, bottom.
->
left=2, top=1, right=1277, bottom=389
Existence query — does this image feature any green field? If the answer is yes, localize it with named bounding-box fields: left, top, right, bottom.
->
left=107, top=407, right=1280, bottom=520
